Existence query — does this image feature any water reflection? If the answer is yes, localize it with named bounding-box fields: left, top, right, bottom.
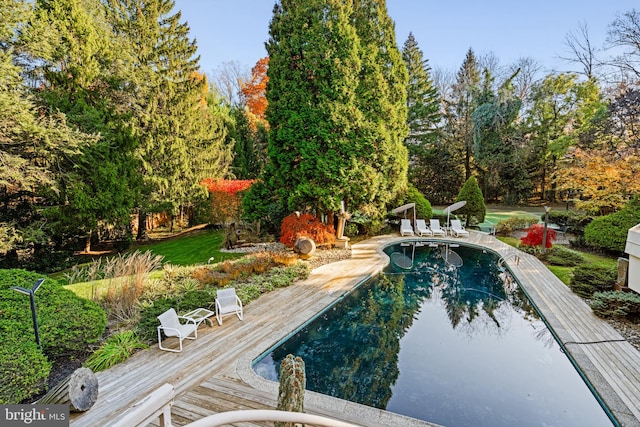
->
left=254, top=242, right=613, bottom=427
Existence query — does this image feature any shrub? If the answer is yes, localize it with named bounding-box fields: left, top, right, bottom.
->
left=0, top=269, right=105, bottom=403
left=0, top=330, right=51, bottom=403
left=279, top=213, right=336, bottom=247
left=397, top=183, right=432, bottom=220
left=0, top=269, right=106, bottom=356
left=591, top=291, right=640, bottom=321
left=543, top=246, right=585, bottom=267
left=83, top=330, right=148, bottom=372
left=348, top=211, right=385, bottom=236
left=521, top=224, right=556, bottom=248
left=584, top=196, right=640, bottom=254
left=496, top=215, right=540, bottom=234
left=455, top=176, right=486, bottom=225
left=568, top=264, right=617, bottom=298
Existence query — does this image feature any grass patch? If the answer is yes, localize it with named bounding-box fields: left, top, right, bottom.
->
left=130, top=229, right=244, bottom=266
left=63, top=230, right=245, bottom=299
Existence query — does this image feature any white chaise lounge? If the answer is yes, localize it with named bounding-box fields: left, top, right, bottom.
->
left=451, top=219, right=470, bottom=237
left=400, top=219, right=415, bottom=236
left=429, top=219, right=446, bottom=237
left=415, top=219, right=433, bottom=237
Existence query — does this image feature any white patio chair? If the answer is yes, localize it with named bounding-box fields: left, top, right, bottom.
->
left=451, top=219, right=470, bottom=237
left=415, top=219, right=433, bottom=237
left=429, top=219, right=446, bottom=237
left=215, top=288, right=244, bottom=325
left=157, top=308, right=199, bottom=352
left=400, top=219, right=414, bottom=236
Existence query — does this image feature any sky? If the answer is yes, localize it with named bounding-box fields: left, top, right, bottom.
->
left=174, top=0, right=637, bottom=76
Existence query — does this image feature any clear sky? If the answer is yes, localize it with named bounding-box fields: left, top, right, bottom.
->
left=174, top=0, right=637, bottom=76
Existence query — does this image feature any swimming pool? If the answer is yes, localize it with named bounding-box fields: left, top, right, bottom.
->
left=253, top=241, right=615, bottom=426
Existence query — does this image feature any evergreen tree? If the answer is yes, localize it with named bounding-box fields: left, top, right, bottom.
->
left=253, top=0, right=409, bottom=228
left=472, top=68, right=529, bottom=204
left=261, top=0, right=366, bottom=217
left=352, top=0, right=409, bottom=214
left=104, top=0, right=231, bottom=236
left=27, top=0, right=140, bottom=251
left=401, top=32, right=442, bottom=196
left=455, top=176, right=486, bottom=225
left=229, top=106, right=267, bottom=180
left=0, top=0, right=92, bottom=263
left=402, top=32, right=440, bottom=148
left=444, top=48, right=481, bottom=181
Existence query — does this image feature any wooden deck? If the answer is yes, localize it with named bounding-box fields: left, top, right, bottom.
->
left=70, top=233, right=640, bottom=427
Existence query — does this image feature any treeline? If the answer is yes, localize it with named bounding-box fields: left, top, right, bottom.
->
left=1, top=0, right=235, bottom=270
left=2, top=0, right=640, bottom=271
left=400, top=17, right=640, bottom=210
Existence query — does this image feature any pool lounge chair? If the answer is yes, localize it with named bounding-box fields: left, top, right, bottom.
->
left=429, top=219, right=446, bottom=237
left=400, top=219, right=415, bottom=236
left=451, top=219, right=470, bottom=237
left=415, top=219, right=433, bottom=237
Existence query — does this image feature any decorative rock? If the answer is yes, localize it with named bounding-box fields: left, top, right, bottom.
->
left=293, top=237, right=316, bottom=259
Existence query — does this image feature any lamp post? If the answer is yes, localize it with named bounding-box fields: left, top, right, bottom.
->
left=11, top=278, right=45, bottom=348
left=541, top=206, right=550, bottom=254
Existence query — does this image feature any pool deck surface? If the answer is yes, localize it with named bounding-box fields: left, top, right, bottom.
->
left=70, top=232, right=640, bottom=427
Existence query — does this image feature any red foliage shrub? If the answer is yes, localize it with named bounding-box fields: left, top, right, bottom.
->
left=280, top=213, right=336, bottom=248
left=200, top=179, right=254, bottom=223
left=201, top=179, right=254, bottom=195
left=521, top=223, right=556, bottom=248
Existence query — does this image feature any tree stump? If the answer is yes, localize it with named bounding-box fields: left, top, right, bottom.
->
left=275, top=354, right=306, bottom=427
left=293, top=237, right=315, bottom=259
left=37, top=367, right=99, bottom=412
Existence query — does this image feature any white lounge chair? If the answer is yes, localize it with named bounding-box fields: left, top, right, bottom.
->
left=429, top=219, right=446, bottom=237
left=215, top=288, right=243, bottom=325
left=400, top=219, right=414, bottom=236
left=415, top=219, right=432, bottom=237
left=451, top=219, right=470, bottom=237
left=157, top=308, right=199, bottom=352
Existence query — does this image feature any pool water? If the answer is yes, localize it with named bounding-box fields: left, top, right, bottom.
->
left=253, top=242, right=614, bottom=427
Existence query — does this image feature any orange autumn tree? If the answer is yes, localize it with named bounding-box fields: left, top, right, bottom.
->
left=556, top=148, right=640, bottom=215
left=240, top=56, right=269, bottom=130
left=201, top=179, right=254, bottom=223
left=280, top=213, right=336, bottom=248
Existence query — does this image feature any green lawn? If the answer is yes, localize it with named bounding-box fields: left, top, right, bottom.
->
left=131, top=229, right=244, bottom=266
left=62, top=229, right=245, bottom=298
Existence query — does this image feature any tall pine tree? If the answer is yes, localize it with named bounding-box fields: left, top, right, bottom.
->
left=27, top=0, right=140, bottom=251
left=105, top=0, right=231, bottom=236
left=401, top=32, right=441, bottom=195
left=444, top=48, right=481, bottom=181
left=262, top=0, right=365, bottom=216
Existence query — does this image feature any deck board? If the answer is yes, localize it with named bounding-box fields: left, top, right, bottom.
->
left=70, top=233, right=640, bottom=427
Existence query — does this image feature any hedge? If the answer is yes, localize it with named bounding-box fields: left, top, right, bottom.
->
left=0, top=269, right=106, bottom=403
left=584, top=196, right=640, bottom=254
left=568, top=264, right=617, bottom=298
